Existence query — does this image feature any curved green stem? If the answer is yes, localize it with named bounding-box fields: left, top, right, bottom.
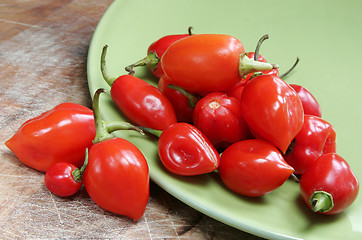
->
left=167, top=84, right=199, bottom=108
left=104, top=121, right=144, bottom=135
left=254, top=34, right=269, bottom=61
left=101, top=45, right=117, bottom=87
left=125, top=51, right=160, bottom=75
left=72, top=148, right=89, bottom=182
left=92, top=89, right=114, bottom=144
left=309, top=191, right=334, bottom=213
left=279, top=57, right=300, bottom=79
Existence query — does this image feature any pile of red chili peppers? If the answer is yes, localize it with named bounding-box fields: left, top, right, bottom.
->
left=6, top=29, right=359, bottom=221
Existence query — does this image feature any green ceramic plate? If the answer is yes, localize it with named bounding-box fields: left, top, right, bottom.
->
left=87, top=0, right=362, bottom=239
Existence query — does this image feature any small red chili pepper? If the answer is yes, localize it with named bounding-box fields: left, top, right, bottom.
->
left=193, top=92, right=250, bottom=150
left=101, top=45, right=177, bottom=130
left=300, top=153, right=359, bottom=215
left=44, top=150, right=88, bottom=197
left=5, top=103, right=96, bottom=172
left=83, top=89, right=149, bottom=221
left=142, top=123, right=220, bottom=176
left=125, top=27, right=192, bottom=77
left=284, top=115, right=336, bottom=175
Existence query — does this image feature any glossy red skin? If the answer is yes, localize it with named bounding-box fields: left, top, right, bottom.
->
left=111, top=74, right=177, bottom=130
left=5, top=103, right=95, bottom=172
left=284, top=115, right=336, bottom=175
left=218, top=139, right=294, bottom=197
left=147, top=34, right=190, bottom=78
left=158, top=123, right=220, bottom=176
left=241, top=75, right=304, bottom=153
left=158, top=75, right=194, bottom=123
left=290, top=84, right=322, bottom=117
left=44, top=162, right=82, bottom=197
left=161, top=34, right=244, bottom=93
left=193, top=92, right=249, bottom=150
left=84, top=138, right=149, bottom=221
left=226, top=81, right=245, bottom=102
left=300, top=153, right=359, bottom=215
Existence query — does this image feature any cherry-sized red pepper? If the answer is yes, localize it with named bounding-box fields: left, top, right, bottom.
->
left=161, top=34, right=278, bottom=93
left=218, top=139, right=294, bottom=197
left=143, top=122, right=220, bottom=176
left=193, top=92, right=250, bottom=150
left=290, top=84, right=322, bottom=117
left=300, top=153, right=359, bottom=215
left=284, top=115, right=336, bottom=175
left=126, top=27, right=192, bottom=78
left=5, top=103, right=96, bottom=172
left=101, top=45, right=177, bottom=130
left=240, top=74, right=304, bottom=153
left=84, top=89, right=149, bottom=221
left=44, top=154, right=87, bottom=197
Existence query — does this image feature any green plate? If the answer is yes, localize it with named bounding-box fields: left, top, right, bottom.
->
left=87, top=0, right=362, bottom=239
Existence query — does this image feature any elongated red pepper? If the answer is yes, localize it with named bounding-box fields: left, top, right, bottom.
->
left=5, top=103, right=96, bottom=172
left=101, top=45, right=177, bottom=130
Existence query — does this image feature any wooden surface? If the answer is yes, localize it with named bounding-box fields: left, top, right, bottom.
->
left=0, top=1, right=265, bottom=239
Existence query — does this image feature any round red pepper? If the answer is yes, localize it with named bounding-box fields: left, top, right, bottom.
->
left=193, top=92, right=249, bottom=150
left=44, top=161, right=84, bottom=197
left=284, top=115, right=336, bottom=175
left=240, top=74, right=304, bottom=153
left=5, top=103, right=95, bottom=172
left=161, top=34, right=278, bottom=93
left=300, top=153, right=359, bottom=215
left=218, top=139, right=294, bottom=197
left=101, top=45, right=177, bottom=130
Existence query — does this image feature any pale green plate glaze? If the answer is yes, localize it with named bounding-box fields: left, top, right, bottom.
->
left=87, top=0, right=362, bottom=239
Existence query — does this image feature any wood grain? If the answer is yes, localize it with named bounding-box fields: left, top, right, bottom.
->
left=0, top=1, right=265, bottom=239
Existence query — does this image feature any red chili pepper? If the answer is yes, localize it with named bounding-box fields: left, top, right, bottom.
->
left=44, top=154, right=87, bottom=197
left=193, top=92, right=250, bottom=150
left=83, top=89, right=149, bottom=221
left=240, top=74, right=304, bottom=153
left=290, top=84, right=322, bottom=117
left=218, top=139, right=294, bottom=197
left=284, top=115, right=336, bottom=175
left=142, top=123, right=220, bottom=176
left=161, top=34, right=278, bottom=93
left=126, top=27, right=192, bottom=77
left=300, top=153, right=359, bottom=215
left=5, top=103, right=95, bottom=172
left=101, top=45, right=177, bottom=130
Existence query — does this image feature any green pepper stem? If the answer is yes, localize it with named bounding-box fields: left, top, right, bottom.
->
left=104, top=121, right=145, bottom=135
left=125, top=51, right=160, bottom=75
left=309, top=191, right=334, bottom=213
left=92, top=89, right=114, bottom=144
left=239, top=54, right=279, bottom=77
left=72, top=148, right=89, bottom=182
left=138, top=126, right=163, bottom=138
left=101, top=45, right=117, bottom=87
left=167, top=84, right=199, bottom=108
